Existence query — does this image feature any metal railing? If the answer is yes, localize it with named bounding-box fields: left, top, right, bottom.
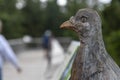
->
left=8, top=37, right=72, bottom=53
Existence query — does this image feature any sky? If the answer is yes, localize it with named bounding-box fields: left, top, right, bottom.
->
left=41, top=0, right=112, bottom=6
left=16, top=0, right=112, bottom=9
left=98, top=0, right=111, bottom=4
left=57, top=0, right=67, bottom=6
left=40, top=0, right=67, bottom=6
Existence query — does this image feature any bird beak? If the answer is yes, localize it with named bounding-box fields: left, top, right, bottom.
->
left=60, top=20, right=74, bottom=29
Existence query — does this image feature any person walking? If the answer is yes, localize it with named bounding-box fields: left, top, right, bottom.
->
left=0, top=20, right=22, bottom=80
left=42, top=30, right=52, bottom=66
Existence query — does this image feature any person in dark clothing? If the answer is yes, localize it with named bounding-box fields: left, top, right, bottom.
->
left=42, top=30, right=52, bottom=65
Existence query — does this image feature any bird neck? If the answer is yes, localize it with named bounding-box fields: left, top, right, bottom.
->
left=79, top=37, right=90, bottom=45
left=78, top=33, right=105, bottom=49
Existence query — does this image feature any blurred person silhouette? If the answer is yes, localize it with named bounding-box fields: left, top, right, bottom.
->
left=0, top=20, right=22, bottom=80
left=42, top=30, right=64, bottom=78
left=42, top=30, right=52, bottom=66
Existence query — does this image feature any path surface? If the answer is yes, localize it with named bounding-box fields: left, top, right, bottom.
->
left=3, top=49, right=67, bottom=80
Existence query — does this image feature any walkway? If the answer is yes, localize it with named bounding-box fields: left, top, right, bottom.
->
left=3, top=49, right=66, bottom=80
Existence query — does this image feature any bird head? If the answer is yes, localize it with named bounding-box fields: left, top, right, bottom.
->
left=60, top=8, right=101, bottom=40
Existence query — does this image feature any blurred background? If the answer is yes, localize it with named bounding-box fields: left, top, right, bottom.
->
left=0, top=0, right=120, bottom=80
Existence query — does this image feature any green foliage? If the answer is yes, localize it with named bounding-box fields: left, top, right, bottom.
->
left=21, top=0, right=45, bottom=37
left=105, top=31, right=120, bottom=66
left=0, top=0, right=24, bottom=39
left=102, top=1, right=120, bottom=35
left=66, top=0, right=87, bottom=16
left=44, top=0, right=64, bottom=36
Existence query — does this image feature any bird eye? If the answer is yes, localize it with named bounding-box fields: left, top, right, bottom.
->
left=81, top=16, right=87, bottom=23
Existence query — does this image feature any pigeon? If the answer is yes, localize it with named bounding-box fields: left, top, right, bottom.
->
left=60, top=8, right=120, bottom=80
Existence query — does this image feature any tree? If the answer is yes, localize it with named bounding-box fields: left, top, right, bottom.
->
left=43, top=0, right=64, bottom=36
left=0, top=0, right=24, bottom=39
left=21, top=0, right=45, bottom=37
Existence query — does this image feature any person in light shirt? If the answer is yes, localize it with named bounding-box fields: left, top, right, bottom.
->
left=0, top=20, right=22, bottom=80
